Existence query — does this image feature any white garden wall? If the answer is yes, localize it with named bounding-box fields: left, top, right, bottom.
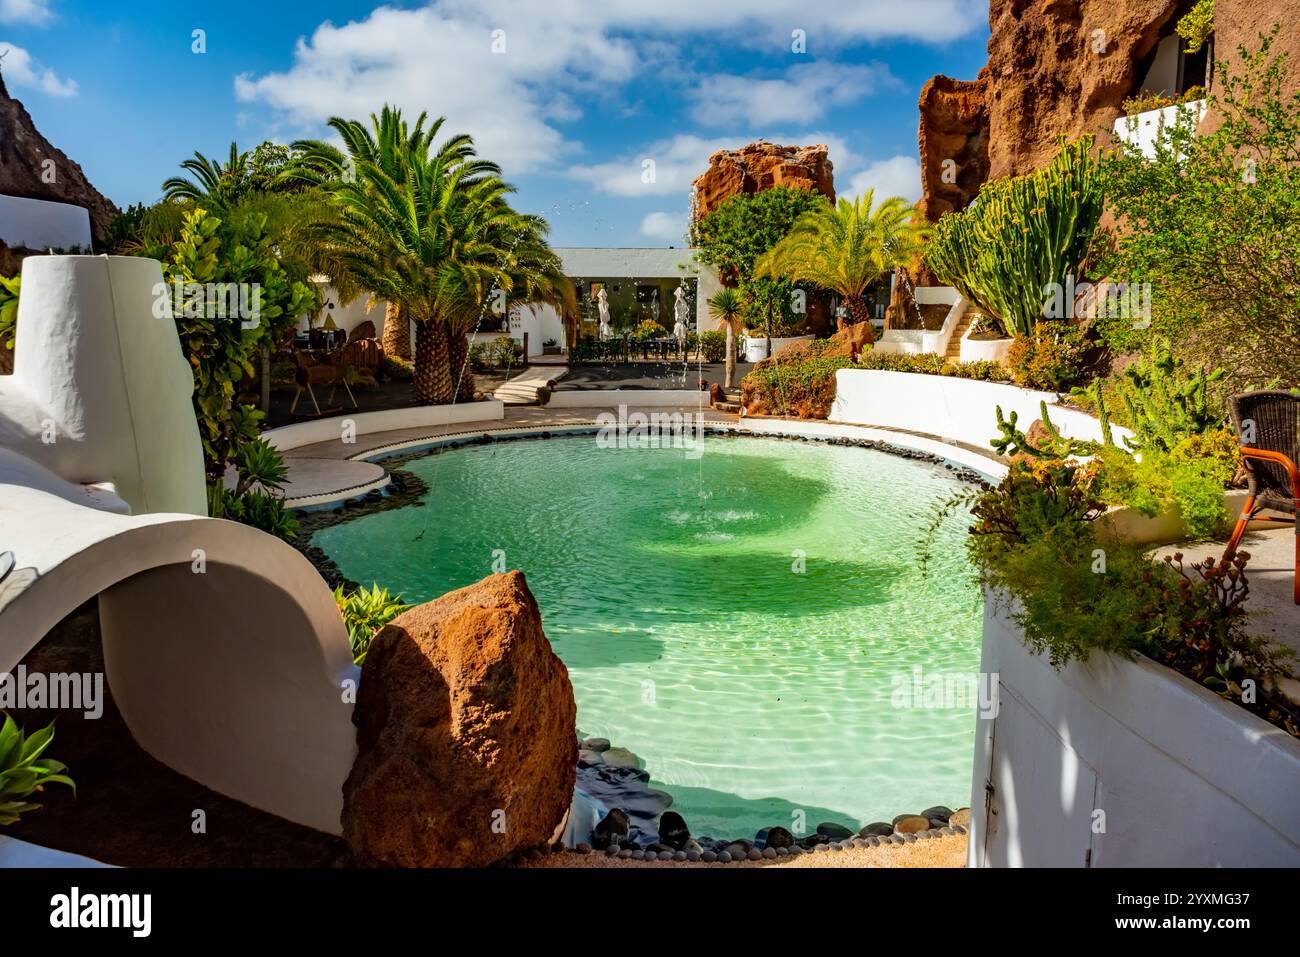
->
left=970, top=600, right=1300, bottom=867
left=0, top=194, right=92, bottom=251
left=829, top=368, right=1132, bottom=449
left=263, top=400, right=506, bottom=452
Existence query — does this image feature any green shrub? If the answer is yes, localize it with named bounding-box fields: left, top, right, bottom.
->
left=1176, top=0, right=1214, bottom=53
left=0, top=714, right=75, bottom=826
left=1007, top=322, right=1089, bottom=391
left=632, top=319, right=668, bottom=341
left=334, top=583, right=409, bottom=664
left=692, top=329, right=727, bottom=362
left=0, top=274, right=18, bottom=350
left=855, top=348, right=1014, bottom=382
left=381, top=353, right=415, bottom=381
left=742, top=354, right=855, bottom=418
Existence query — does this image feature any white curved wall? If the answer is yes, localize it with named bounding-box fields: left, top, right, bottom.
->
left=0, top=255, right=206, bottom=515
left=263, top=400, right=506, bottom=452
left=0, top=195, right=92, bottom=251
left=970, top=600, right=1300, bottom=867
left=829, top=368, right=1133, bottom=449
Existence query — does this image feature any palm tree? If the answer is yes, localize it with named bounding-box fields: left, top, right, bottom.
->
left=302, top=109, right=565, bottom=405
left=756, top=191, right=930, bottom=340
left=707, top=287, right=744, bottom=389
left=290, top=110, right=501, bottom=368
left=162, top=143, right=253, bottom=212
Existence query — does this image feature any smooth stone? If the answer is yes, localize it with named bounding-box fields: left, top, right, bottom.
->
left=659, top=811, right=691, bottom=850
left=577, top=749, right=605, bottom=768
left=893, top=815, right=932, bottom=834
left=953, top=825, right=967, bottom=835
left=860, top=822, right=894, bottom=837
left=889, top=834, right=905, bottom=845
left=775, top=846, right=789, bottom=856
left=658, top=851, right=674, bottom=861
left=763, top=825, right=795, bottom=849
left=949, top=808, right=972, bottom=828
left=830, top=842, right=844, bottom=851
left=941, top=826, right=956, bottom=836
left=762, top=847, right=777, bottom=859
left=867, top=836, right=881, bottom=847
left=606, top=845, right=620, bottom=856
left=718, top=851, right=733, bottom=863
left=631, top=849, right=645, bottom=860
left=619, top=850, right=633, bottom=859
left=920, top=805, right=953, bottom=824
left=814, top=844, right=830, bottom=853
left=687, top=850, right=701, bottom=862
left=685, top=840, right=703, bottom=854
left=647, top=843, right=673, bottom=854
left=816, top=822, right=854, bottom=840
left=702, top=850, right=717, bottom=863
left=601, top=747, right=640, bottom=769
left=723, top=841, right=753, bottom=857
left=582, top=737, right=611, bottom=752
left=746, top=849, right=762, bottom=861
left=902, top=833, right=917, bottom=843
left=674, top=850, right=687, bottom=862
left=592, top=808, right=630, bottom=850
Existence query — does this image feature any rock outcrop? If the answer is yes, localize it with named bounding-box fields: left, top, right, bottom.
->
left=692, top=141, right=834, bottom=223
left=0, top=72, right=118, bottom=243
left=342, top=570, right=577, bottom=868
left=916, top=0, right=1300, bottom=224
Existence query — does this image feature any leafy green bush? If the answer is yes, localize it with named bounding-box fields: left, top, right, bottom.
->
left=742, top=354, right=855, bottom=418
left=334, top=583, right=410, bottom=664
left=691, top=329, right=727, bottom=362
left=0, top=714, right=75, bottom=826
left=1103, top=339, right=1228, bottom=452
left=1176, top=0, right=1214, bottom=53
left=632, top=319, right=668, bottom=341
left=855, top=348, right=1013, bottom=382
left=1007, top=322, right=1089, bottom=391
left=381, top=353, right=415, bottom=381
left=0, top=274, right=18, bottom=351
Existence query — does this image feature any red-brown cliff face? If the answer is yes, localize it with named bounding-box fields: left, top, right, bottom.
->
left=915, top=0, right=1300, bottom=223
left=691, top=141, right=834, bottom=223
left=0, top=71, right=118, bottom=244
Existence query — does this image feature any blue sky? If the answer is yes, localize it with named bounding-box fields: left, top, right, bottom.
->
left=1, top=0, right=991, bottom=246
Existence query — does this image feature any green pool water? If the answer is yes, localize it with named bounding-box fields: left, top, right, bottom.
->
left=312, top=434, right=983, bottom=840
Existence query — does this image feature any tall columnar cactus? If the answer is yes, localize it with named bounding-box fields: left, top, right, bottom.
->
left=1114, top=338, right=1227, bottom=452
left=927, top=135, right=1103, bottom=337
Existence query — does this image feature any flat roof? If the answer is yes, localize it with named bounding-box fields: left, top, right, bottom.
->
left=555, top=247, right=710, bottom=279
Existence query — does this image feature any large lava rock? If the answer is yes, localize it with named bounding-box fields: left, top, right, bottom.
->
left=342, top=571, right=577, bottom=867
left=691, top=140, right=834, bottom=225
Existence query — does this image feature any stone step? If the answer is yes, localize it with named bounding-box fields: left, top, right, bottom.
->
left=714, top=401, right=742, bottom=414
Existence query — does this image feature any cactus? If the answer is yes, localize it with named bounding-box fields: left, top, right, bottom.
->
left=1114, top=339, right=1227, bottom=452
left=991, top=399, right=1114, bottom=459
left=927, top=136, right=1103, bottom=338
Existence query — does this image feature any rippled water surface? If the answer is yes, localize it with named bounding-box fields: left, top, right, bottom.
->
left=313, top=435, right=983, bottom=839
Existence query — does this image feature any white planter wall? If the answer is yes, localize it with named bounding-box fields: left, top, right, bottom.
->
left=829, top=369, right=1132, bottom=449
left=1113, top=99, right=1207, bottom=161
left=0, top=194, right=93, bottom=251
left=873, top=287, right=964, bottom=357
left=263, top=400, right=506, bottom=452
left=959, top=335, right=1013, bottom=364
left=970, top=600, right=1300, bottom=867
left=546, top=389, right=708, bottom=409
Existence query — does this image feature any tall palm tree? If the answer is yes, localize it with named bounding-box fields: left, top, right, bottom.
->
left=707, top=286, right=744, bottom=389
left=756, top=191, right=930, bottom=339
left=290, top=110, right=500, bottom=367
left=162, top=143, right=253, bottom=212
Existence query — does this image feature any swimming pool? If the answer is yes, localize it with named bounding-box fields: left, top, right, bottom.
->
left=312, top=433, right=982, bottom=840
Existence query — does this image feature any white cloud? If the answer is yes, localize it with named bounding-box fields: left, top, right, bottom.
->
left=691, top=61, right=896, bottom=127
left=640, top=210, right=688, bottom=242
left=0, top=41, right=76, bottom=96
left=845, top=154, right=922, bottom=202
left=235, top=1, right=984, bottom=175
left=0, top=0, right=53, bottom=27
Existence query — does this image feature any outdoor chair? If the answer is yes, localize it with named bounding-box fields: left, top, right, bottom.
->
left=348, top=319, right=377, bottom=344
left=290, top=349, right=357, bottom=416
left=341, top=337, right=383, bottom=387
left=1224, top=390, right=1299, bottom=604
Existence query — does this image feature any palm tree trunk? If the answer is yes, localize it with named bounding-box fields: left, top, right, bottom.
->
left=724, top=323, right=736, bottom=390
left=447, top=329, right=476, bottom=401
left=845, top=296, right=876, bottom=343
left=383, top=302, right=411, bottom=361
left=413, top=319, right=453, bottom=405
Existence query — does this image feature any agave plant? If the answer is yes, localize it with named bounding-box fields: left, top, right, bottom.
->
left=0, top=714, right=75, bottom=826
left=334, top=583, right=410, bottom=664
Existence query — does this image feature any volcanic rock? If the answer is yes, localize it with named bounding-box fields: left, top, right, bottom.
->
left=342, top=571, right=577, bottom=867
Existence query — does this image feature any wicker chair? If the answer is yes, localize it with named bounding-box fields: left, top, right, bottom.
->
left=1224, top=390, right=1299, bottom=604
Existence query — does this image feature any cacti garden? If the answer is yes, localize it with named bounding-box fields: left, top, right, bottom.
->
left=927, top=136, right=1104, bottom=338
